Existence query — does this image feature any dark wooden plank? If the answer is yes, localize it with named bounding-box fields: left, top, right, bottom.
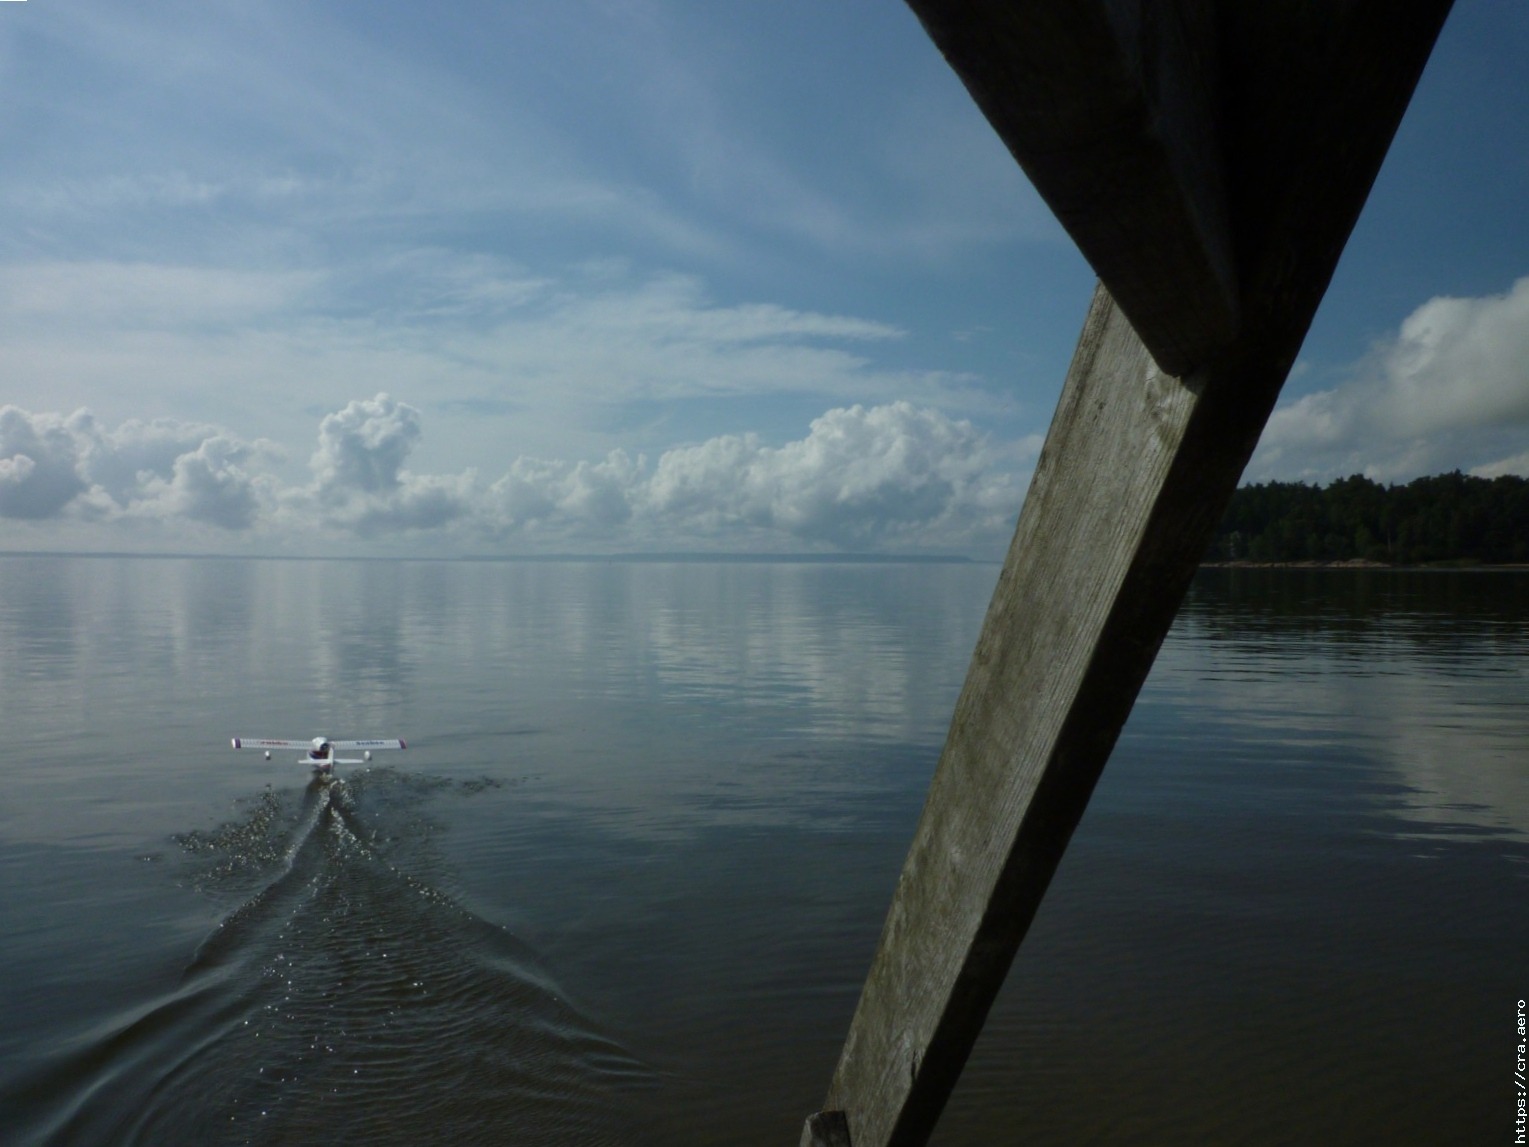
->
left=809, top=3, right=1454, bottom=1145
left=905, top=0, right=1234, bottom=376
left=1220, top=0, right=1459, bottom=344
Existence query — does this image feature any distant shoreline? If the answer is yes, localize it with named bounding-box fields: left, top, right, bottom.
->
left=0, top=550, right=980, bottom=565
left=1201, top=559, right=1529, bottom=571
left=6, top=551, right=1528, bottom=570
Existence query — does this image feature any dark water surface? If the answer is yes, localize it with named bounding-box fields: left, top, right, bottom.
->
left=0, top=558, right=1523, bottom=1144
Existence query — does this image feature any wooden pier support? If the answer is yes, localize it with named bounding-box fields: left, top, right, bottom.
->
left=802, top=3, right=1453, bottom=1145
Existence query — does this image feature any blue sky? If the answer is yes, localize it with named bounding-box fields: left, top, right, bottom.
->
left=2, top=0, right=1525, bottom=556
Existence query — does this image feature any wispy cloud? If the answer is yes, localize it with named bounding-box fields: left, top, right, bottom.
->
left=0, top=257, right=994, bottom=471
left=5, top=0, right=1066, bottom=277
left=0, top=262, right=320, bottom=327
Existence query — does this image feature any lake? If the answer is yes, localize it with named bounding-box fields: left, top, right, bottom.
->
left=0, top=557, right=1524, bottom=1144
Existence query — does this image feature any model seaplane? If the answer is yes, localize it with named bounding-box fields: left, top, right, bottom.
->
left=231, top=736, right=407, bottom=775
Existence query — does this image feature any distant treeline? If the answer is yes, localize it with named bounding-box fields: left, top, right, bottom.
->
left=1208, top=472, right=1529, bottom=564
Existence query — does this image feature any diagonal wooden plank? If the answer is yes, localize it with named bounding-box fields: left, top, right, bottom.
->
left=905, top=0, right=1234, bottom=377
left=802, top=3, right=1454, bottom=1144
left=811, top=281, right=1254, bottom=1147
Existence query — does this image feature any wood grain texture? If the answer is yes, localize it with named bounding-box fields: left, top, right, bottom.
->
left=798, top=1110, right=853, bottom=1147
left=811, top=3, right=1454, bottom=1144
left=825, top=283, right=1213, bottom=1147
left=905, top=0, right=1234, bottom=376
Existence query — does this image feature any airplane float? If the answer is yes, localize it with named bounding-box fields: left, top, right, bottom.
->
left=231, top=736, right=406, bottom=775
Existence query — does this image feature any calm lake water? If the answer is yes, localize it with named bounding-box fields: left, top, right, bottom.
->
left=0, top=557, right=1524, bottom=1145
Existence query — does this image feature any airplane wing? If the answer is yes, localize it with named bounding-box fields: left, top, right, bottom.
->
left=332, top=739, right=406, bottom=750
left=231, top=737, right=313, bottom=750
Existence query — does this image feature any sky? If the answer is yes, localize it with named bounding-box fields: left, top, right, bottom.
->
left=1, top=0, right=1525, bottom=558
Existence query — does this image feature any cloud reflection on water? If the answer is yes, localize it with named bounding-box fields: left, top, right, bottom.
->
left=1156, top=569, right=1529, bottom=843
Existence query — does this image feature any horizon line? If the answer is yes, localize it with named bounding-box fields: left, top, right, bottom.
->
left=0, top=549, right=985, bottom=565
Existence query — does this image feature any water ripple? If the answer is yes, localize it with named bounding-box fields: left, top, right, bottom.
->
left=9, top=771, right=651, bottom=1147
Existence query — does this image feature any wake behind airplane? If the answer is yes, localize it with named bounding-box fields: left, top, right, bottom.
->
left=231, top=736, right=406, bottom=775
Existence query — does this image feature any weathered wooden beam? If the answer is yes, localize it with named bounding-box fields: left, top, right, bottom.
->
left=807, top=283, right=1248, bottom=1147
left=800, top=1110, right=853, bottom=1147
left=803, top=3, right=1453, bottom=1145
left=904, top=0, right=1234, bottom=377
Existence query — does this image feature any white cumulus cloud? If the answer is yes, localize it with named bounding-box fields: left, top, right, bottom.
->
left=135, top=436, right=266, bottom=530
left=645, top=402, right=1021, bottom=548
left=1251, top=277, right=1529, bottom=482
left=78, top=414, right=233, bottom=506
left=312, top=393, right=423, bottom=497
left=473, top=401, right=1026, bottom=551
left=305, top=393, right=473, bottom=536
left=1, top=395, right=1030, bottom=554
left=0, top=404, right=277, bottom=530
left=487, top=452, right=640, bottom=537
left=0, top=407, right=90, bottom=519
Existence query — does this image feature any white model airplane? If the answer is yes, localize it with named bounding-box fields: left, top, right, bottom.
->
left=231, top=736, right=406, bottom=774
